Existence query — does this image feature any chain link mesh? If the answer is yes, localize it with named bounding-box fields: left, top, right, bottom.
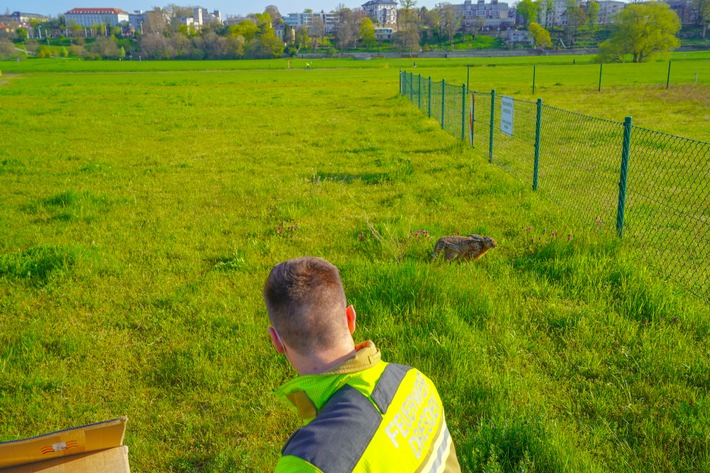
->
left=491, top=98, right=539, bottom=182
left=625, top=128, right=709, bottom=297
left=535, top=105, right=623, bottom=234
left=399, top=71, right=709, bottom=299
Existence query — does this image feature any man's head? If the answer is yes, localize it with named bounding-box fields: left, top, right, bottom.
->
left=264, top=256, right=354, bottom=358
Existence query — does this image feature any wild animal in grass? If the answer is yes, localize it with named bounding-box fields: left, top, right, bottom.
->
left=432, top=234, right=498, bottom=261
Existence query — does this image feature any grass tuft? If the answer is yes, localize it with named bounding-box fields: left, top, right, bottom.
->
left=0, top=245, right=80, bottom=285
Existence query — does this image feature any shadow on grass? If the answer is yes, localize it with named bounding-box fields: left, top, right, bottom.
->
left=22, top=190, right=115, bottom=224
left=0, top=245, right=79, bottom=286
left=311, top=160, right=414, bottom=186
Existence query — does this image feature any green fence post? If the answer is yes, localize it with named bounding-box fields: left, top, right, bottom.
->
left=666, top=60, right=672, bottom=89
left=409, top=72, right=414, bottom=103
left=428, top=77, right=432, bottom=118
left=532, top=65, right=536, bottom=95
left=533, top=98, right=542, bottom=190
left=470, top=91, right=475, bottom=147
left=616, top=116, right=632, bottom=238
left=399, top=70, right=402, bottom=95
left=461, top=84, right=467, bottom=141
left=598, top=63, right=603, bottom=92
left=418, top=74, right=422, bottom=109
left=489, top=89, right=496, bottom=163
left=441, top=79, right=446, bottom=129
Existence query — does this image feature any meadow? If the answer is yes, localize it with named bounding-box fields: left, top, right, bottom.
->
left=0, top=57, right=708, bottom=472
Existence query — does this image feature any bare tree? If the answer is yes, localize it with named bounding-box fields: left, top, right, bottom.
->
left=143, top=9, right=169, bottom=35
left=140, top=32, right=170, bottom=58
left=438, top=3, right=460, bottom=47
left=310, top=16, right=325, bottom=52
left=335, top=8, right=364, bottom=49
left=265, top=5, right=282, bottom=27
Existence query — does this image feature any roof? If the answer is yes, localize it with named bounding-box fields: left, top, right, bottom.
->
left=65, top=8, right=129, bottom=15
left=362, top=0, right=397, bottom=6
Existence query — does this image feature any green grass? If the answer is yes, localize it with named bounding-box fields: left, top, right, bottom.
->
left=0, top=60, right=708, bottom=472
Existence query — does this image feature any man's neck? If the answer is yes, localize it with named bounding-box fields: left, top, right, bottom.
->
left=290, top=344, right=357, bottom=376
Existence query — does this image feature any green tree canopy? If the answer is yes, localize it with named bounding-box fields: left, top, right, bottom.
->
left=438, top=3, right=460, bottom=46
left=587, top=1, right=600, bottom=28
left=517, top=0, right=538, bottom=27
left=693, top=0, right=710, bottom=38
left=230, top=20, right=258, bottom=41
left=529, top=22, right=552, bottom=48
left=360, top=17, right=376, bottom=48
left=295, top=26, right=310, bottom=52
left=598, top=2, right=680, bottom=63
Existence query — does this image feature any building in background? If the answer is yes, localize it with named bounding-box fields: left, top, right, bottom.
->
left=284, top=11, right=339, bottom=34
left=127, top=11, right=146, bottom=32
left=5, top=11, right=48, bottom=23
left=458, top=0, right=514, bottom=29
left=362, top=0, right=398, bottom=27
left=594, top=0, right=626, bottom=24
left=65, top=8, right=129, bottom=27
left=374, top=27, right=394, bottom=39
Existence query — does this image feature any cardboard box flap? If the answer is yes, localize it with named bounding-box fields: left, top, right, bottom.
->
left=0, top=417, right=127, bottom=469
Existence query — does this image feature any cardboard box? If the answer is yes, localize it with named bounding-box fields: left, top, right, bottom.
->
left=0, top=417, right=129, bottom=472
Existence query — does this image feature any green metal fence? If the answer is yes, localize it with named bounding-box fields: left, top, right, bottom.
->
left=400, top=70, right=709, bottom=299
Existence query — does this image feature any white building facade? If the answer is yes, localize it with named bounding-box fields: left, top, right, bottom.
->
left=458, top=0, right=514, bottom=29
left=362, top=0, right=397, bottom=26
left=284, top=11, right=339, bottom=34
left=536, top=0, right=623, bottom=27
left=65, top=8, right=129, bottom=27
left=595, top=1, right=625, bottom=24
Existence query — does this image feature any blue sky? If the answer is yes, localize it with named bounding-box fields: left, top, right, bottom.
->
left=5, top=1, right=445, bottom=18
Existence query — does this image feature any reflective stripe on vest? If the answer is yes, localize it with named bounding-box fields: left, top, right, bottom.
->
left=281, top=363, right=410, bottom=473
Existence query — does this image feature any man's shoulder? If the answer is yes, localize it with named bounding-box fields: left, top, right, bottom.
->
left=281, top=364, right=417, bottom=467
left=282, top=384, right=381, bottom=473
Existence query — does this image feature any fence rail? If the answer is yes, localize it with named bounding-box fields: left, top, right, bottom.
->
left=400, top=70, right=709, bottom=299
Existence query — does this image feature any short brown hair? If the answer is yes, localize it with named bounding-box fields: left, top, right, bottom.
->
left=264, top=256, right=348, bottom=355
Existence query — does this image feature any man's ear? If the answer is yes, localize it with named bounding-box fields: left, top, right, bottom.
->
left=268, top=326, right=285, bottom=354
left=346, top=305, right=356, bottom=335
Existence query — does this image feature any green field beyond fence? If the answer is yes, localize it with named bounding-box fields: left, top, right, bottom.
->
left=401, top=71, right=709, bottom=299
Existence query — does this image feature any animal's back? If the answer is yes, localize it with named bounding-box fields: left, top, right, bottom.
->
left=433, top=234, right=497, bottom=261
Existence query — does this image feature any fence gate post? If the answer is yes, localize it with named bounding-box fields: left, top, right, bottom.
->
left=441, top=80, right=446, bottom=129
left=428, top=77, right=432, bottom=118
left=616, top=116, right=633, bottom=238
left=418, top=74, right=422, bottom=109
left=489, top=89, right=496, bottom=163
left=461, top=84, right=467, bottom=142
left=533, top=98, right=543, bottom=190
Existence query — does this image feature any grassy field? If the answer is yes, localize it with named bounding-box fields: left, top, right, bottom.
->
left=1, top=58, right=709, bottom=472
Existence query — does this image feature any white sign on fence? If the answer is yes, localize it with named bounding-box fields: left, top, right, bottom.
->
left=500, top=96, right=514, bottom=136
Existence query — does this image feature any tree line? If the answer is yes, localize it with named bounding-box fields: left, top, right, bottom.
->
left=1, top=1, right=707, bottom=62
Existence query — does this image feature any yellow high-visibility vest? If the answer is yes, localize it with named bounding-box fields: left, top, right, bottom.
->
left=275, top=360, right=460, bottom=473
